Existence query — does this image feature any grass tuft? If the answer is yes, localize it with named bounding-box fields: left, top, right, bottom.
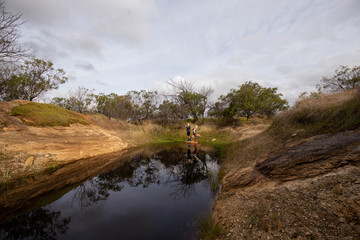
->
left=197, top=215, right=225, bottom=240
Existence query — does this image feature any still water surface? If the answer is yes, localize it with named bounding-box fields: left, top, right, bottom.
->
left=0, top=143, right=222, bottom=240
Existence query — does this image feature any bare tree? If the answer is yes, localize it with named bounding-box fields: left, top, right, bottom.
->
left=0, top=1, right=29, bottom=63
left=167, top=77, right=213, bottom=122
left=167, top=77, right=194, bottom=94
left=199, top=86, right=214, bottom=119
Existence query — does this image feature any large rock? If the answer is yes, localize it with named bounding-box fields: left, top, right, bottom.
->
left=223, top=131, right=360, bottom=191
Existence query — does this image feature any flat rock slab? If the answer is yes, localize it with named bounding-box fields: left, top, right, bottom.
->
left=223, top=131, right=360, bottom=191
left=255, top=131, right=360, bottom=181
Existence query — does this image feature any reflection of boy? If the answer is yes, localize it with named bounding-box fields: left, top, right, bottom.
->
left=187, top=146, right=192, bottom=162
left=193, top=144, right=199, bottom=161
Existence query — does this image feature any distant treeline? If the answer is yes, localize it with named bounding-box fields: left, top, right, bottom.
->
left=49, top=79, right=289, bottom=125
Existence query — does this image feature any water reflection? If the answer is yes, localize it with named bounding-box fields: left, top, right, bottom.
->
left=69, top=144, right=219, bottom=209
left=0, top=143, right=221, bottom=240
left=0, top=208, right=70, bottom=240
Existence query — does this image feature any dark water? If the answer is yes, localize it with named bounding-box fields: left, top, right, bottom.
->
left=0, top=144, right=222, bottom=240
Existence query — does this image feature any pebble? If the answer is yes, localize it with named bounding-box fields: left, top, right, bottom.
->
left=25, top=156, right=35, bottom=166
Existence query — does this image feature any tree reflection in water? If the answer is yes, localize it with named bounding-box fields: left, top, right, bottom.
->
left=71, top=144, right=219, bottom=208
left=0, top=144, right=220, bottom=239
left=0, top=208, right=70, bottom=240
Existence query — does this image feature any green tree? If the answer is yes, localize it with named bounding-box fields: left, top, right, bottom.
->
left=235, top=81, right=263, bottom=120
left=0, top=58, right=67, bottom=101
left=178, top=91, right=205, bottom=122
left=318, top=65, right=360, bottom=92
left=258, top=87, right=288, bottom=116
left=155, top=100, right=183, bottom=125
left=51, top=97, right=72, bottom=110
left=218, top=81, right=263, bottom=120
left=211, top=81, right=288, bottom=123
left=93, top=93, right=132, bottom=120
left=208, top=100, right=236, bottom=125
left=127, top=90, right=158, bottom=123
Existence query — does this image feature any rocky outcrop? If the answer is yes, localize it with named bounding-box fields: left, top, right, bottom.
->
left=222, top=131, right=360, bottom=191
left=214, top=130, right=360, bottom=239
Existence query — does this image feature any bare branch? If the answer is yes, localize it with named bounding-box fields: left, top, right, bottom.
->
left=0, top=1, right=30, bottom=63
left=167, top=77, right=194, bottom=94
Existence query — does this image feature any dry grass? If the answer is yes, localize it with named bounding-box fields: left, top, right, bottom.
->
left=224, top=124, right=270, bottom=142
left=271, top=89, right=360, bottom=138
left=295, top=89, right=357, bottom=109
left=222, top=131, right=280, bottom=172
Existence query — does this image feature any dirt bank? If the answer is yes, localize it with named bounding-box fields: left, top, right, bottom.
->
left=0, top=100, right=137, bottom=183
left=212, top=130, right=360, bottom=239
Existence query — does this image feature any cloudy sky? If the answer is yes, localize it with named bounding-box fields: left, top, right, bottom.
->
left=4, top=0, right=360, bottom=104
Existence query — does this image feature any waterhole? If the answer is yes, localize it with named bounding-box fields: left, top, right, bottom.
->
left=0, top=143, right=222, bottom=240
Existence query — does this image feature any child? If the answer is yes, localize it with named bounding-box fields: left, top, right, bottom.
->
left=186, top=123, right=191, bottom=141
left=193, top=125, right=198, bottom=142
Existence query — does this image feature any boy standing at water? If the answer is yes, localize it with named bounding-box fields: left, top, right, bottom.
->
left=186, top=123, right=191, bottom=141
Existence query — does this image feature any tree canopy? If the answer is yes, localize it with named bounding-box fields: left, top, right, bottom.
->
left=168, top=78, right=213, bottom=122
left=209, top=81, right=288, bottom=123
left=0, top=58, right=68, bottom=101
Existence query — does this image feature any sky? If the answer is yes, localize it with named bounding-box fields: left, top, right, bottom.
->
left=4, top=0, right=360, bottom=104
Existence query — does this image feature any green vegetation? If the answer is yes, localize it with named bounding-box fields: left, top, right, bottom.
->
left=2, top=168, right=10, bottom=178
left=197, top=215, right=225, bottom=240
left=146, top=121, right=232, bottom=145
left=209, top=81, right=288, bottom=124
left=206, top=171, right=220, bottom=191
left=217, top=167, right=226, bottom=181
left=10, top=102, right=90, bottom=127
left=1, top=58, right=68, bottom=101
